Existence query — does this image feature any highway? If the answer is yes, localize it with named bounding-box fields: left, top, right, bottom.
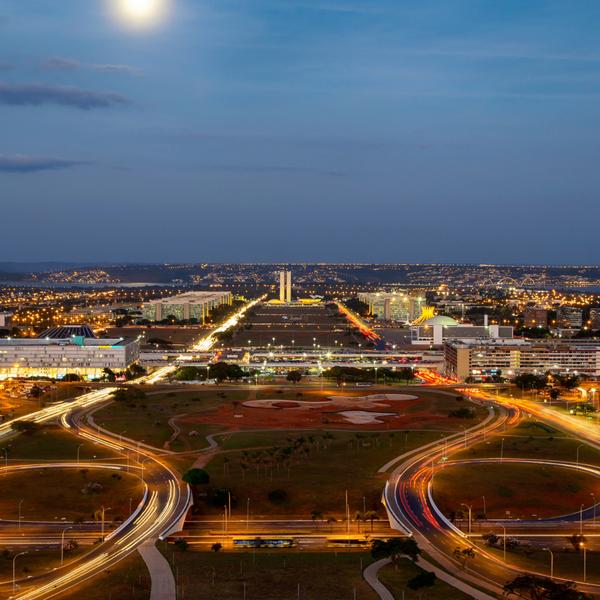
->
left=383, top=387, right=600, bottom=598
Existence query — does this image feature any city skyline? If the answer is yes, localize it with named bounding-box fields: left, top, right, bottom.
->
left=2, top=1, right=600, bottom=263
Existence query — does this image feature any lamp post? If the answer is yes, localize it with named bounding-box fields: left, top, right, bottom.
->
left=100, top=506, right=111, bottom=541
left=500, top=438, right=505, bottom=461
left=118, top=430, right=127, bottom=444
left=13, top=551, right=27, bottom=593
left=482, top=496, right=486, bottom=519
left=580, top=503, right=584, bottom=535
left=583, top=544, right=587, bottom=583
left=501, top=524, right=506, bottom=562
left=76, top=443, right=83, bottom=466
left=18, top=498, right=23, bottom=533
left=60, top=526, right=73, bottom=566
left=577, top=444, right=584, bottom=465
left=461, top=503, right=472, bottom=535
left=542, top=547, right=554, bottom=579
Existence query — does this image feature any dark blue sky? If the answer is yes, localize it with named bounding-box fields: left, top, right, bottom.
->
left=1, top=0, right=600, bottom=264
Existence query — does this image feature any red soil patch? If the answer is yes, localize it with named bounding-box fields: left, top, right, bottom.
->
left=179, top=396, right=455, bottom=433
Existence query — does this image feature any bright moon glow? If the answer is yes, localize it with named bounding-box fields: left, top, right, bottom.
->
left=109, top=0, right=169, bottom=29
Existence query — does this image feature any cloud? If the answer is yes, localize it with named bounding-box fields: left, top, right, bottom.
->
left=42, top=56, right=141, bottom=76
left=0, top=82, right=131, bottom=109
left=0, top=155, right=89, bottom=173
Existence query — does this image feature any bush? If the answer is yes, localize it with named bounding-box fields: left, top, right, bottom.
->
left=267, top=489, right=288, bottom=505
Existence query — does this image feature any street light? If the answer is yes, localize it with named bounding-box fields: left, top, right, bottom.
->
left=583, top=543, right=587, bottom=583
left=13, top=551, right=27, bottom=593
left=461, top=503, right=472, bottom=535
left=100, top=506, right=111, bottom=541
left=500, top=524, right=507, bottom=562
left=580, top=503, right=584, bottom=535
left=76, top=443, right=83, bottom=466
left=542, top=547, right=554, bottom=579
left=576, top=444, right=584, bottom=465
left=60, top=526, right=73, bottom=566
left=500, top=438, right=505, bottom=461
left=18, top=498, right=23, bottom=533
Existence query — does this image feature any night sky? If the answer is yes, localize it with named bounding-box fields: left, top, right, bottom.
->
left=1, top=0, right=600, bottom=264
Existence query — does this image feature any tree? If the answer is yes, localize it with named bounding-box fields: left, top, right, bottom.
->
left=182, top=468, right=210, bottom=486
left=10, top=420, right=40, bottom=435
left=567, top=533, right=586, bottom=552
left=286, top=371, right=303, bottom=384
left=62, top=373, right=82, bottom=382
left=126, top=363, right=147, bottom=380
left=211, top=543, right=222, bottom=553
left=311, top=510, right=323, bottom=527
left=102, top=368, right=116, bottom=382
left=364, top=510, right=380, bottom=532
left=503, top=574, right=591, bottom=599
left=371, top=538, right=420, bottom=564
left=407, top=571, right=436, bottom=593
left=111, top=387, right=146, bottom=403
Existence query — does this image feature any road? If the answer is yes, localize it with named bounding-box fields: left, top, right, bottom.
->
left=383, top=389, right=600, bottom=598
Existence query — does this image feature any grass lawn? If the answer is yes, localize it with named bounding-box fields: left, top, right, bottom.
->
left=0, top=425, right=117, bottom=465
left=432, top=462, right=600, bottom=520
left=57, top=551, right=151, bottom=600
left=1, top=426, right=118, bottom=462
left=451, top=418, right=600, bottom=466
left=0, top=467, right=143, bottom=522
left=200, top=429, right=444, bottom=517
left=0, top=547, right=89, bottom=587
left=378, top=559, right=472, bottom=599
left=94, top=389, right=248, bottom=450
left=160, top=545, right=377, bottom=600
left=474, top=541, right=600, bottom=585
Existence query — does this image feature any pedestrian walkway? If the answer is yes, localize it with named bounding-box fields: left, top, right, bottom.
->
left=138, top=538, right=176, bottom=600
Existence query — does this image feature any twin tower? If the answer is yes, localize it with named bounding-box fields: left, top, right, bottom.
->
left=279, top=270, right=292, bottom=303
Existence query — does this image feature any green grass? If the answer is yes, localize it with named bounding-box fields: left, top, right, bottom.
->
left=2, top=426, right=118, bottom=462
left=473, top=541, right=600, bottom=585
left=58, top=551, right=151, bottom=600
left=378, top=560, right=472, bottom=599
left=433, top=462, right=600, bottom=520
left=201, top=430, right=444, bottom=517
left=94, top=389, right=248, bottom=450
left=0, top=467, right=143, bottom=522
left=451, top=418, right=600, bottom=466
left=160, top=546, right=377, bottom=600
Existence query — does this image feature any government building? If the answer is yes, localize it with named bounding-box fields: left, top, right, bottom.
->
left=0, top=326, right=140, bottom=380
left=142, top=291, right=232, bottom=322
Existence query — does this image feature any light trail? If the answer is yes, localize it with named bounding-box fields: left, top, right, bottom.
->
left=336, top=302, right=381, bottom=342
left=192, top=296, right=265, bottom=352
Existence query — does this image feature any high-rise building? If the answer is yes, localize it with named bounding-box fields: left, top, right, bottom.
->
left=589, top=308, right=600, bottom=329
left=523, top=307, right=548, bottom=328
left=279, top=271, right=292, bottom=303
left=358, top=291, right=425, bottom=323
left=557, top=306, right=583, bottom=329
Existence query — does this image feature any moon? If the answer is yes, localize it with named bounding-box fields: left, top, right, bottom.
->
left=108, top=0, right=169, bottom=29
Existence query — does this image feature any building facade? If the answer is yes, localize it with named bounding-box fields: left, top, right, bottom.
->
left=445, top=339, right=600, bottom=381
left=411, top=315, right=513, bottom=345
left=142, top=291, right=232, bottom=322
left=523, top=307, right=548, bottom=328
left=0, top=336, right=141, bottom=380
left=358, top=291, right=425, bottom=323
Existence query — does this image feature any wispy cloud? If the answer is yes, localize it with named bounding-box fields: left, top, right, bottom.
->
left=0, top=82, right=131, bottom=109
left=42, top=56, right=141, bottom=76
left=0, top=155, right=89, bottom=173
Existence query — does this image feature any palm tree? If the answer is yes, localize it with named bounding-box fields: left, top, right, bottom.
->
left=364, top=510, right=379, bottom=532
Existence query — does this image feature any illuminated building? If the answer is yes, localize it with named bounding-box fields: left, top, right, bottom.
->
left=0, top=312, right=12, bottom=328
left=411, top=315, right=513, bottom=345
left=279, top=271, right=292, bottom=303
left=445, top=338, right=600, bottom=381
left=0, top=334, right=140, bottom=380
left=358, top=291, right=425, bottom=323
left=557, top=306, right=583, bottom=329
left=142, top=291, right=232, bottom=322
left=523, top=307, right=548, bottom=328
